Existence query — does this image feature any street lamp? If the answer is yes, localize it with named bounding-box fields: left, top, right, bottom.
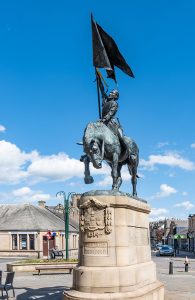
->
left=56, top=191, right=76, bottom=260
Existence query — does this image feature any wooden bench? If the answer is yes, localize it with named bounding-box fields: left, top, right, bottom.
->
left=35, top=265, right=74, bottom=275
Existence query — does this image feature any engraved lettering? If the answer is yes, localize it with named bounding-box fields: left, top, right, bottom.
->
left=83, top=242, right=108, bottom=256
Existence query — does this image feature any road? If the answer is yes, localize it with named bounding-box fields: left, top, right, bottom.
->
left=0, top=252, right=195, bottom=299
left=153, top=251, right=195, bottom=300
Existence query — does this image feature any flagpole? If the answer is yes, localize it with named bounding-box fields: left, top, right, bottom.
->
left=95, top=68, right=101, bottom=119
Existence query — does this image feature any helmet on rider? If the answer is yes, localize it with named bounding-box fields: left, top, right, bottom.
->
left=108, top=89, right=119, bottom=100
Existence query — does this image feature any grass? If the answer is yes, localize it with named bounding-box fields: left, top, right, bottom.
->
left=14, top=258, right=78, bottom=264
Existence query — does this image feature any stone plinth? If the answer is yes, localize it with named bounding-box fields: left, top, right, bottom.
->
left=64, top=192, right=164, bottom=300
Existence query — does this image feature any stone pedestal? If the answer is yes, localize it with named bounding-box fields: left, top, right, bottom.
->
left=64, top=192, right=164, bottom=300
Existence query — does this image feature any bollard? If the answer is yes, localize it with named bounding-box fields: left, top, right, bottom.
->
left=185, top=263, right=188, bottom=272
left=169, top=260, right=173, bottom=274
left=184, top=256, right=189, bottom=272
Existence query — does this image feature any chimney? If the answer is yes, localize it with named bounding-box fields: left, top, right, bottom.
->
left=71, top=194, right=81, bottom=208
left=38, top=200, right=46, bottom=208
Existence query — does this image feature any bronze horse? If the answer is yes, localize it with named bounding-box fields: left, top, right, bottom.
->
left=80, top=121, right=139, bottom=196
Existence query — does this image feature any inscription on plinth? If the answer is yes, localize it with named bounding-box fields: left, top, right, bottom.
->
left=83, top=242, right=108, bottom=256
left=129, top=227, right=149, bottom=246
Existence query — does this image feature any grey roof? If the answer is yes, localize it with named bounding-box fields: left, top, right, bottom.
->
left=0, top=204, right=77, bottom=232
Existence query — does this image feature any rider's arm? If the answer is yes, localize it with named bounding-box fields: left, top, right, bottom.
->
left=102, top=101, right=118, bottom=123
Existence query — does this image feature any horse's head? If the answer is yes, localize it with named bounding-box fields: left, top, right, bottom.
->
left=88, top=139, right=104, bottom=169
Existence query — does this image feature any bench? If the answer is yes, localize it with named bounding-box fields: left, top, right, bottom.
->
left=35, top=265, right=73, bottom=275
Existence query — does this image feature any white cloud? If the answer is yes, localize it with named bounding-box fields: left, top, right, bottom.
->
left=28, top=153, right=112, bottom=183
left=30, top=193, right=51, bottom=202
left=0, top=139, right=145, bottom=190
left=120, top=167, right=145, bottom=180
left=68, top=181, right=83, bottom=187
left=140, top=152, right=195, bottom=171
left=157, top=142, right=169, bottom=148
left=0, top=125, right=6, bottom=133
left=168, top=173, right=176, bottom=177
left=151, top=184, right=177, bottom=199
left=0, top=140, right=111, bottom=185
left=96, top=166, right=143, bottom=187
left=182, top=192, right=188, bottom=196
left=0, top=187, right=52, bottom=204
left=0, top=140, right=38, bottom=184
left=149, top=216, right=167, bottom=222
left=88, top=162, right=110, bottom=177
left=191, top=143, right=195, bottom=149
left=12, top=187, right=32, bottom=196
left=149, top=207, right=169, bottom=221
left=28, top=153, right=84, bottom=182
left=174, top=201, right=194, bottom=210
left=150, top=207, right=169, bottom=217
left=97, top=176, right=112, bottom=187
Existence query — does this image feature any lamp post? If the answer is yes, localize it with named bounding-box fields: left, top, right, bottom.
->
left=56, top=191, right=76, bottom=260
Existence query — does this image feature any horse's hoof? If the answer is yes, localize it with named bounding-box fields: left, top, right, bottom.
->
left=84, top=176, right=94, bottom=184
left=112, top=187, right=119, bottom=191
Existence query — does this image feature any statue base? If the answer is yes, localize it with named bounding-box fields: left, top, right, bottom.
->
left=64, top=281, right=164, bottom=299
left=64, top=192, right=164, bottom=300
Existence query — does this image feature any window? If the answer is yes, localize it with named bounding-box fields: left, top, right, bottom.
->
left=19, top=234, right=27, bottom=250
left=73, top=235, right=77, bottom=249
left=29, top=234, right=35, bottom=250
left=12, top=234, right=17, bottom=250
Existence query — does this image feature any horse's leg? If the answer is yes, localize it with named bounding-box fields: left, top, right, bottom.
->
left=131, top=171, right=137, bottom=196
left=127, top=162, right=137, bottom=196
left=80, top=154, right=94, bottom=184
left=117, top=163, right=123, bottom=190
left=110, top=162, right=122, bottom=189
left=111, top=153, right=119, bottom=190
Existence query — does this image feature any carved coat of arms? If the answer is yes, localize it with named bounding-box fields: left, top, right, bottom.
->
left=80, top=198, right=112, bottom=237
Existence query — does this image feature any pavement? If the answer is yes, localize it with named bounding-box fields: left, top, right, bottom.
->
left=0, top=251, right=195, bottom=299
left=153, top=251, right=195, bottom=300
left=0, top=258, right=71, bottom=300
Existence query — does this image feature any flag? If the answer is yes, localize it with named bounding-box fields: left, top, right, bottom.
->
left=91, top=14, right=134, bottom=81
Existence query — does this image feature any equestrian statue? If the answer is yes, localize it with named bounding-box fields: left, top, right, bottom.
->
left=80, top=76, right=139, bottom=196
left=79, top=15, right=139, bottom=196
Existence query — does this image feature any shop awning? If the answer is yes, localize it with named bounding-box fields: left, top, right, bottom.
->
left=174, top=234, right=186, bottom=239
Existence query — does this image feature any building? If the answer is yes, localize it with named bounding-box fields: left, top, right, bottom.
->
left=164, top=218, right=188, bottom=250
left=188, top=214, right=195, bottom=252
left=163, top=218, right=174, bottom=245
left=0, top=202, right=79, bottom=258
left=44, top=193, right=80, bottom=229
left=150, top=218, right=189, bottom=250
left=149, top=220, right=165, bottom=247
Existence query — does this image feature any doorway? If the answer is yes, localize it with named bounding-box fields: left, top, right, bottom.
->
left=43, top=236, right=55, bottom=256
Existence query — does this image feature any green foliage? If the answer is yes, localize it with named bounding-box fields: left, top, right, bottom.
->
left=15, top=258, right=78, bottom=264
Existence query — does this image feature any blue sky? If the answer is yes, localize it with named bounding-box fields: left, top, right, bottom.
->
left=0, top=0, right=195, bottom=220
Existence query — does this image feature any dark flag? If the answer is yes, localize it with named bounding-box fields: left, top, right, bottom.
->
left=91, top=14, right=134, bottom=81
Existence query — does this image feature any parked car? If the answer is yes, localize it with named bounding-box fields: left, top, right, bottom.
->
left=155, top=243, right=163, bottom=250
left=159, top=245, right=174, bottom=256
